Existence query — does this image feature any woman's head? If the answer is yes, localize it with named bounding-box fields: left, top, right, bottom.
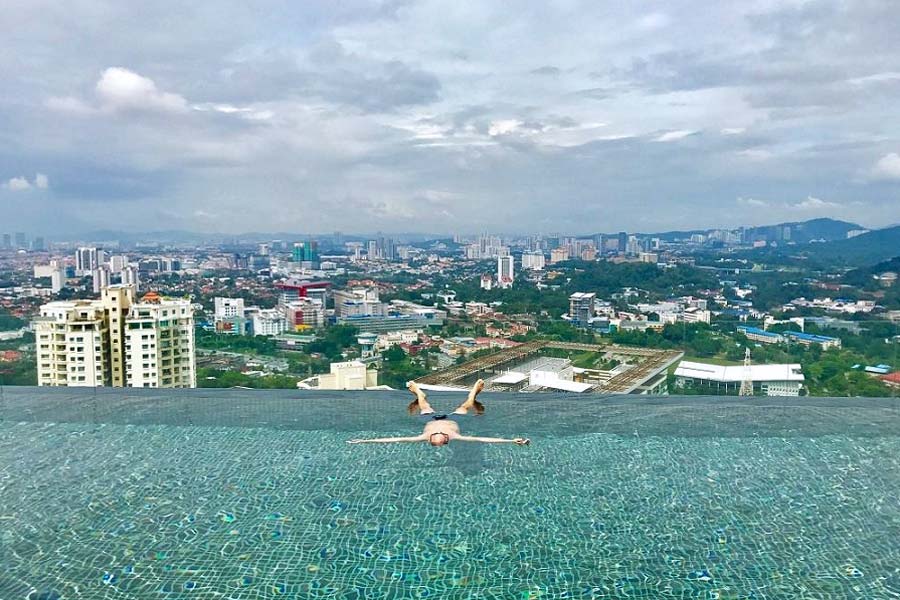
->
left=429, top=432, right=450, bottom=447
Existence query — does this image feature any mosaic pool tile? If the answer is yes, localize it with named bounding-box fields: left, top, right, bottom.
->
left=1, top=393, right=900, bottom=599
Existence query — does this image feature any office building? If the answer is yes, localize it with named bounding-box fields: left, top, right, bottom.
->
left=283, top=298, right=325, bottom=331
left=32, top=236, right=46, bottom=251
left=15, top=232, right=26, bottom=249
left=35, top=285, right=196, bottom=388
left=275, top=280, right=330, bottom=305
left=334, top=288, right=386, bottom=318
left=214, top=297, right=248, bottom=335
left=568, top=293, right=596, bottom=325
left=617, top=232, right=628, bottom=253
left=497, top=255, right=514, bottom=289
left=480, top=274, right=493, bottom=290
left=1, top=234, right=10, bottom=249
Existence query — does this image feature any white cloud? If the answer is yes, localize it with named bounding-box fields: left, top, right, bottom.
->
left=654, top=130, right=697, bottom=142
left=737, top=197, right=768, bottom=207
left=737, top=149, right=772, bottom=161
left=4, top=176, right=31, bottom=191
left=96, top=67, right=188, bottom=113
left=721, top=127, right=745, bottom=135
left=870, top=152, right=900, bottom=180
left=488, top=120, right=523, bottom=136
left=847, top=72, right=900, bottom=85
left=3, top=173, right=48, bottom=191
left=791, top=196, right=839, bottom=210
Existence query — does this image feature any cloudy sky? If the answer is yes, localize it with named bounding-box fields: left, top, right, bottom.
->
left=2, top=0, right=900, bottom=236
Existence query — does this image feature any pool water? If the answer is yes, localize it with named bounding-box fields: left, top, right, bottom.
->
left=2, top=388, right=899, bottom=599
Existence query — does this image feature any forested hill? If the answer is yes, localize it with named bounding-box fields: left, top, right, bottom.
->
left=792, top=225, right=900, bottom=267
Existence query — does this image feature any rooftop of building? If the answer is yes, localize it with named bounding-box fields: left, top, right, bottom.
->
left=783, top=330, right=841, bottom=343
left=737, top=325, right=782, bottom=337
left=675, top=360, right=805, bottom=383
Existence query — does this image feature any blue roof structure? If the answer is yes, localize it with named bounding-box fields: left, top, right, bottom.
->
left=784, top=331, right=840, bottom=344
left=737, top=326, right=782, bottom=339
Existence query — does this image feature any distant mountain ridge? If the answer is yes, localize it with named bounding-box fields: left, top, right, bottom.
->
left=591, top=218, right=863, bottom=244
left=785, top=225, right=900, bottom=267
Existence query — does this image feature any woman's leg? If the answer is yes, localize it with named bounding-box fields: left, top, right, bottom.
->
left=452, top=379, right=485, bottom=415
left=406, top=381, right=434, bottom=415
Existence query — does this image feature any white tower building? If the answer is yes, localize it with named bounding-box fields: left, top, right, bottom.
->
left=497, top=255, right=515, bottom=289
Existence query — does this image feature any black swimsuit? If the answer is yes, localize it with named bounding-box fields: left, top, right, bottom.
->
left=420, top=413, right=465, bottom=422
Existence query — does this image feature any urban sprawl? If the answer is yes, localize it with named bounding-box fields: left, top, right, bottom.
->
left=1, top=220, right=898, bottom=397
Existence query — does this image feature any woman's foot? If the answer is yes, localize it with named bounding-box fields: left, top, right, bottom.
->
left=454, top=379, right=486, bottom=415
left=406, top=380, right=432, bottom=415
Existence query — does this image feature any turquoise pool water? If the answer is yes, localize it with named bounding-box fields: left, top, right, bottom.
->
left=2, top=388, right=899, bottom=599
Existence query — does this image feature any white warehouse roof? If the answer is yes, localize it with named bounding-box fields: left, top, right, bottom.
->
left=675, top=361, right=805, bottom=383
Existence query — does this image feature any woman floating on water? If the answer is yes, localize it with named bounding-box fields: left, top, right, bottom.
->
left=347, top=379, right=530, bottom=447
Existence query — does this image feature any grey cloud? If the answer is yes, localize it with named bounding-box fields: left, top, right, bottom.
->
left=206, top=39, right=442, bottom=112
left=530, top=66, right=561, bottom=76
left=1, top=0, right=899, bottom=234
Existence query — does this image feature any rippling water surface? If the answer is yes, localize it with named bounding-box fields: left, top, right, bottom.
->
left=2, top=388, right=899, bottom=599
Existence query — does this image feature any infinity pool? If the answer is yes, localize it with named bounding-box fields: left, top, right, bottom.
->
left=2, top=388, right=899, bottom=599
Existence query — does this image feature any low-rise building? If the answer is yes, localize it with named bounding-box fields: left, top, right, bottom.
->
left=674, top=360, right=805, bottom=396
left=681, top=307, right=711, bottom=324
left=738, top=325, right=784, bottom=344
left=299, top=361, right=379, bottom=390
left=252, top=308, right=286, bottom=336
left=784, top=331, right=842, bottom=349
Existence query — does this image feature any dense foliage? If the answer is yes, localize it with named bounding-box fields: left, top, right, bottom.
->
left=0, top=309, right=27, bottom=331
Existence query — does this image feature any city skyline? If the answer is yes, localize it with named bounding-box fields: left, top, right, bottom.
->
left=2, top=1, right=899, bottom=234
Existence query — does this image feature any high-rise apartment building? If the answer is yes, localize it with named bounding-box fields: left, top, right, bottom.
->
left=34, top=285, right=196, bottom=388
left=522, top=251, right=546, bottom=270
left=34, top=301, right=110, bottom=387
left=92, top=267, right=110, bottom=293
left=75, top=247, right=98, bottom=275
left=550, top=247, right=570, bottom=264
left=108, top=254, right=129, bottom=273
left=121, top=265, right=140, bottom=290
left=497, top=255, right=514, bottom=289
left=123, top=291, right=196, bottom=389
